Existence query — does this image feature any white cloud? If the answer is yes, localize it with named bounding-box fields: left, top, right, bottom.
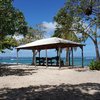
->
left=13, top=35, right=23, bottom=40
left=42, top=21, right=57, bottom=37
left=42, top=21, right=57, bottom=30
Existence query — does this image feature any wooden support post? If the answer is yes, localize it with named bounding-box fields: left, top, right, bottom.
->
left=69, top=49, right=70, bottom=66
left=46, top=49, right=48, bottom=67
left=17, top=49, right=19, bottom=65
left=34, top=50, right=36, bottom=67
left=66, top=48, right=69, bottom=66
left=39, top=50, right=40, bottom=65
left=71, top=47, right=74, bottom=67
left=56, top=48, right=59, bottom=66
left=59, top=47, right=61, bottom=68
left=81, top=46, right=84, bottom=68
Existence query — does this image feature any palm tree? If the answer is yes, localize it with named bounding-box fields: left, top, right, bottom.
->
left=53, top=7, right=80, bottom=66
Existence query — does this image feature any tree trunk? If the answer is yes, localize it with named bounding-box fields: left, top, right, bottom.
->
left=32, top=50, right=35, bottom=65
left=94, top=41, right=100, bottom=61
left=66, top=48, right=69, bottom=66
left=94, top=25, right=100, bottom=62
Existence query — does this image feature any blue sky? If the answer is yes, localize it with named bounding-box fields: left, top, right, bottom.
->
left=0, top=0, right=99, bottom=57
left=13, top=0, right=66, bottom=26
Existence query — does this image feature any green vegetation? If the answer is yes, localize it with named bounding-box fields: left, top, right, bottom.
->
left=0, top=0, right=45, bottom=53
left=17, top=25, right=45, bottom=65
left=53, top=0, right=100, bottom=61
left=53, top=7, right=79, bottom=42
left=18, top=25, right=45, bottom=45
left=0, top=37, right=18, bottom=53
left=53, top=8, right=79, bottom=65
left=89, top=60, right=100, bottom=70
left=0, top=0, right=27, bottom=52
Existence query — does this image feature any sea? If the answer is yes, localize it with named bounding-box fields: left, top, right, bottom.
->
left=0, top=57, right=96, bottom=67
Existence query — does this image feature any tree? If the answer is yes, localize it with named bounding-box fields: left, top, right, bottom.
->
left=0, top=0, right=27, bottom=52
left=18, top=25, right=45, bottom=45
left=53, top=7, right=80, bottom=65
left=0, top=36, right=18, bottom=53
left=66, top=0, right=100, bottom=61
left=54, top=0, right=100, bottom=61
left=18, top=25, right=45, bottom=65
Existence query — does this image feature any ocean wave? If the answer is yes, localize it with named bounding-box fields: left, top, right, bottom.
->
left=10, top=59, right=16, bottom=61
left=1, top=62, right=18, bottom=64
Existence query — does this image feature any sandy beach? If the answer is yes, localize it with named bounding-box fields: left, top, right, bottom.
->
left=0, top=64, right=100, bottom=100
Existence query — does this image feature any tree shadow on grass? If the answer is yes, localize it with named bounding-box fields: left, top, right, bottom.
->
left=0, top=64, right=36, bottom=76
left=0, top=83, right=100, bottom=100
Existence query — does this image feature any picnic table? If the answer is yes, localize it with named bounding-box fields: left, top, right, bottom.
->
left=36, top=56, right=59, bottom=66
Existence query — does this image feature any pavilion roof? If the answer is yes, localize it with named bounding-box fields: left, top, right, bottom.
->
left=16, top=37, right=85, bottom=50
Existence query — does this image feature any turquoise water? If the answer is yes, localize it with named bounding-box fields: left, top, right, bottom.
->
left=0, top=57, right=95, bottom=66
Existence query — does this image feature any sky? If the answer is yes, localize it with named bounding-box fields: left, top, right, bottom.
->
left=0, top=0, right=99, bottom=57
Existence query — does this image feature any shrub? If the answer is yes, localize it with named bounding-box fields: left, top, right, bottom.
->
left=89, top=60, right=100, bottom=70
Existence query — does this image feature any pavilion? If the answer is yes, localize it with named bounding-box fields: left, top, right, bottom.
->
left=16, top=37, right=85, bottom=68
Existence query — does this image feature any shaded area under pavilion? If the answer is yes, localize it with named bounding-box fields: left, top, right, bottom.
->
left=16, top=37, right=85, bottom=68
